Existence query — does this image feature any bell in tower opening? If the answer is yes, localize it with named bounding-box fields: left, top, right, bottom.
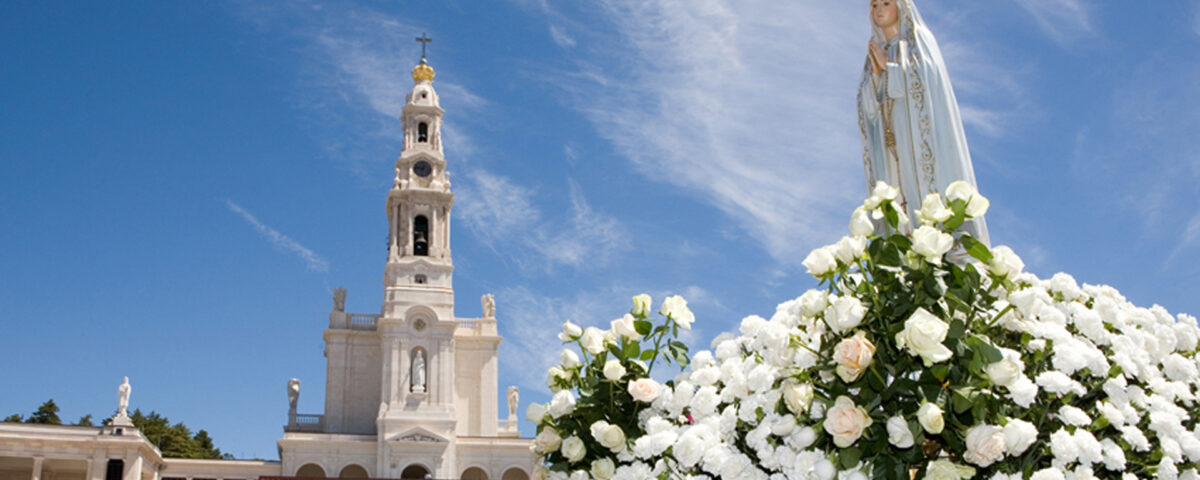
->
left=413, top=215, right=429, bottom=256
left=417, top=122, right=429, bottom=143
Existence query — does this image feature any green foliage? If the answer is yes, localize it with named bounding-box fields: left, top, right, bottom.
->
left=27, top=399, right=62, bottom=425
left=76, top=414, right=94, bottom=426
left=2, top=414, right=22, bottom=423
left=129, top=409, right=228, bottom=459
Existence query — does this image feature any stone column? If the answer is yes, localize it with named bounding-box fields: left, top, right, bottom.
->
left=125, top=455, right=142, bottom=480
left=30, top=457, right=43, bottom=480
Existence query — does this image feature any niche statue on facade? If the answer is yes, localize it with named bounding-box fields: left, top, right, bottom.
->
left=412, top=350, right=427, bottom=393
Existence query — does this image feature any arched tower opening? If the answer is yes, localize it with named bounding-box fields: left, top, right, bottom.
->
left=413, top=215, right=429, bottom=256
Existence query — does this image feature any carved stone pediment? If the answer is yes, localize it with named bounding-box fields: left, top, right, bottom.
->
left=391, top=426, right=448, bottom=444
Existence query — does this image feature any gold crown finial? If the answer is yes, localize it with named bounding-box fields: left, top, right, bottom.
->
left=412, top=57, right=435, bottom=83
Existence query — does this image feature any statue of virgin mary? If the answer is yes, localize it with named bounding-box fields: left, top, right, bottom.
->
left=857, top=0, right=990, bottom=246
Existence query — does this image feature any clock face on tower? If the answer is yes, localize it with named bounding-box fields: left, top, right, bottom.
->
left=413, top=160, right=432, bottom=178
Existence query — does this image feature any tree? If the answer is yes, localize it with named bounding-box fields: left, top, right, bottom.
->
left=26, top=399, right=61, bottom=425
left=127, top=409, right=226, bottom=459
left=2, top=414, right=22, bottom=423
left=76, top=414, right=94, bottom=426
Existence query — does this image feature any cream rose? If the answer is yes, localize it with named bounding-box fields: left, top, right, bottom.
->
left=911, top=225, right=954, bottom=264
left=610, top=313, right=642, bottom=340
left=986, top=348, right=1024, bottom=387
left=918, top=193, right=953, bottom=225
left=627, top=378, right=661, bottom=403
left=924, top=460, right=975, bottom=480
left=548, top=390, right=576, bottom=419
left=659, top=295, right=694, bottom=330
left=560, top=349, right=580, bottom=369
left=833, top=236, right=868, bottom=265
left=1003, top=418, right=1038, bottom=455
left=823, top=396, right=872, bottom=448
left=631, top=294, right=652, bottom=317
left=896, top=308, right=954, bottom=366
left=887, top=416, right=915, bottom=448
left=534, top=427, right=562, bottom=453
left=589, top=420, right=627, bottom=452
left=945, top=180, right=990, bottom=218
left=802, top=246, right=838, bottom=277
left=783, top=380, right=814, bottom=415
left=963, top=424, right=1007, bottom=467
left=826, top=295, right=867, bottom=332
left=833, top=331, right=876, bottom=383
left=602, top=359, right=626, bottom=381
left=917, top=402, right=945, bottom=434
left=872, top=181, right=899, bottom=202
left=559, top=320, right=583, bottom=342
left=988, top=246, right=1025, bottom=278
left=561, top=435, right=586, bottom=463
left=850, top=206, right=875, bottom=237
left=526, top=402, right=547, bottom=424
left=590, top=458, right=615, bottom=480
left=579, top=327, right=607, bottom=355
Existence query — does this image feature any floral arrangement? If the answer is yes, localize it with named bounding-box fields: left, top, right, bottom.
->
left=531, top=181, right=1200, bottom=480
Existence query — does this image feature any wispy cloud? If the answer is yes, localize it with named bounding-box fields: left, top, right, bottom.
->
left=230, top=2, right=485, bottom=181
left=1012, top=0, right=1095, bottom=45
left=1167, top=213, right=1200, bottom=264
left=225, top=200, right=329, bottom=272
left=457, top=169, right=629, bottom=271
left=549, top=24, right=576, bottom=48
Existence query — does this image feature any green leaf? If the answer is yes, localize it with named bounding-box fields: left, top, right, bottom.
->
left=944, top=210, right=966, bottom=231
left=634, top=320, right=653, bottom=336
left=840, top=447, right=862, bottom=469
left=961, top=235, right=993, bottom=263
left=640, top=350, right=655, bottom=361
left=624, top=341, right=640, bottom=359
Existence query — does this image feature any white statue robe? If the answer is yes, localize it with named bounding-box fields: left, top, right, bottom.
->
left=857, top=1, right=990, bottom=246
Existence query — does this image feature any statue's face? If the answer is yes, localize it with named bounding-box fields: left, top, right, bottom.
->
left=871, top=0, right=900, bottom=30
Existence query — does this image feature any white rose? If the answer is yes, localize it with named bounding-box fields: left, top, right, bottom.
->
left=896, top=308, right=954, bottom=366
left=925, top=460, right=976, bottom=480
left=659, top=295, right=695, bottom=330
left=917, top=402, right=945, bottom=434
left=783, top=380, right=814, bottom=415
left=873, top=181, right=899, bottom=201
left=534, top=427, right=563, bottom=453
left=945, top=180, right=990, bottom=218
left=548, top=390, right=576, bottom=419
left=986, top=348, right=1024, bottom=387
left=802, top=246, right=838, bottom=277
left=589, top=420, right=627, bottom=452
left=561, top=435, right=586, bottom=463
left=1003, top=418, right=1038, bottom=455
left=911, top=225, right=954, bottom=264
left=590, top=458, right=615, bottom=480
left=826, top=295, right=867, bottom=332
left=918, top=193, right=953, bottom=225
left=602, top=359, right=626, bottom=381
left=580, top=327, right=607, bottom=355
left=823, top=396, right=872, bottom=448
left=834, top=236, right=868, bottom=265
left=963, top=424, right=1006, bottom=467
left=559, top=320, right=583, bottom=342
left=526, top=402, right=547, bottom=424
left=627, top=378, right=661, bottom=403
left=568, top=471, right=588, bottom=480
left=631, top=294, right=652, bottom=317
left=833, top=331, right=876, bottom=383
left=799, top=290, right=830, bottom=317
left=850, top=206, right=875, bottom=237
left=887, top=416, right=915, bottom=448
left=560, top=349, right=580, bottom=368
left=988, top=246, right=1025, bottom=278
left=610, top=313, right=642, bottom=340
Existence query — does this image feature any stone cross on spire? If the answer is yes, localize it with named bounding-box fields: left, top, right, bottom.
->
left=415, top=33, right=432, bottom=60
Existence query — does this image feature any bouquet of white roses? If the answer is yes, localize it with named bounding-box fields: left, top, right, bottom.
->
left=527, top=293, right=695, bottom=480
left=535, top=181, right=1200, bottom=480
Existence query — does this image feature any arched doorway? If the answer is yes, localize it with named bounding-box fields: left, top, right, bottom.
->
left=296, top=464, right=326, bottom=479
left=400, top=464, right=430, bottom=480
left=339, top=465, right=368, bottom=479
left=501, top=468, right=529, bottom=480
left=461, top=467, right=488, bottom=480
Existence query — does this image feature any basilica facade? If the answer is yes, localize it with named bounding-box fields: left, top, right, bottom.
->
left=0, top=57, right=533, bottom=480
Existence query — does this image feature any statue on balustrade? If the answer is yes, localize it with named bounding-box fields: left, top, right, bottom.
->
left=288, top=378, right=300, bottom=412
left=858, top=0, right=989, bottom=245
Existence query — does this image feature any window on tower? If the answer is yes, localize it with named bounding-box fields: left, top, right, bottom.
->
left=413, top=215, right=429, bottom=256
left=417, top=122, right=429, bottom=143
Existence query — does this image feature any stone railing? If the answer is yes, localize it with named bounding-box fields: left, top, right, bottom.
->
left=348, top=314, right=379, bottom=331
left=285, top=413, right=324, bottom=433
left=454, top=317, right=497, bottom=336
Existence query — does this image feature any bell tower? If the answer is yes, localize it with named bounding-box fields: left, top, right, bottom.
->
left=376, top=44, right=460, bottom=478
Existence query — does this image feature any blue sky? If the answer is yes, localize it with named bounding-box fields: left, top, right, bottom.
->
left=2, top=0, right=1199, bottom=460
